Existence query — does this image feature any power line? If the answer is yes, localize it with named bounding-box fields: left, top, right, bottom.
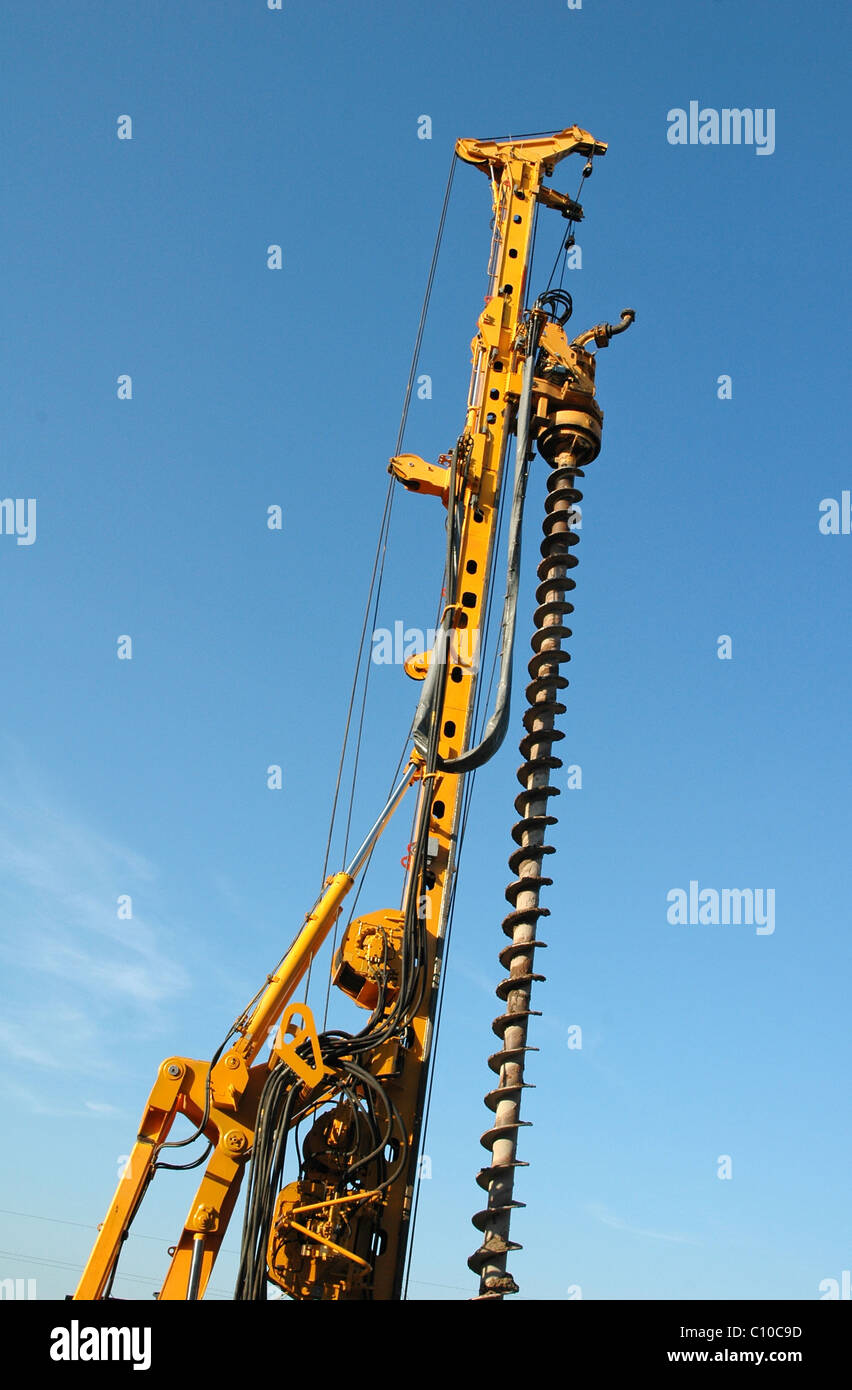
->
left=0, top=1207, right=238, bottom=1257
left=0, top=1248, right=233, bottom=1298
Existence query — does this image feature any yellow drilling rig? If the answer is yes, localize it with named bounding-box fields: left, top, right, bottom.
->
left=73, top=125, right=633, bottom=1302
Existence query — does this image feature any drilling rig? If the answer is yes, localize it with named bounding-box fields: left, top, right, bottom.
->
left=73, top=126, right=633, bottom=1302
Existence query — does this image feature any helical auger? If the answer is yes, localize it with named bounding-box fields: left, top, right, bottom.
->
left=470, top=303, right=634, bottom=1298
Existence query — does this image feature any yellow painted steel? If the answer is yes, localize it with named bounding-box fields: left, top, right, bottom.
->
left=359, top=126, right=608, bottom=1301
left=229, top=871, right=353, bottom=1068
left=74, top=872, right=354, bottom=1300
left=74, top=127, right=606, bottom=1302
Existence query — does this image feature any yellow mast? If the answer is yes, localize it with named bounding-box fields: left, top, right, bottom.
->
left=73, top=126, right=614, bottom=1303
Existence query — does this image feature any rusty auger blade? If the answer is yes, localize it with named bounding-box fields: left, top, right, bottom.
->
left=468, top=303, right=634, bottom=1299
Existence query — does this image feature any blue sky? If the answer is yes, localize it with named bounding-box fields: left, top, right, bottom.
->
left=1, top=0, right=849, bottom=1301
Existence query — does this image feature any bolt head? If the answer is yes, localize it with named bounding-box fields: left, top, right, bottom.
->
left=194, top=1205, right=217, bottom=1231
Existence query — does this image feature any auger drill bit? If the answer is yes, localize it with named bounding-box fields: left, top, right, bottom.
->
left=469, top=306, right=634, bottom=1299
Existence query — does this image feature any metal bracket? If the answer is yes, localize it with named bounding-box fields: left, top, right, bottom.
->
left=271, top=1002, right=328, bottom=1086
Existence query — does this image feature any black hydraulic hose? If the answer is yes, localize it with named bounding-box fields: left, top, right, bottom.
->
left=411, top=316, right=542, bottom=774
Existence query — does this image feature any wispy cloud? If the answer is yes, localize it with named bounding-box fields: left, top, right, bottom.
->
left=451, top=956, right=500, bottom=999
left=0, top=755, right=190, bottom=1087
left=1, top=1077, right=122, bottom=1120
left=586, top=1201, right=700, bottom=1246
